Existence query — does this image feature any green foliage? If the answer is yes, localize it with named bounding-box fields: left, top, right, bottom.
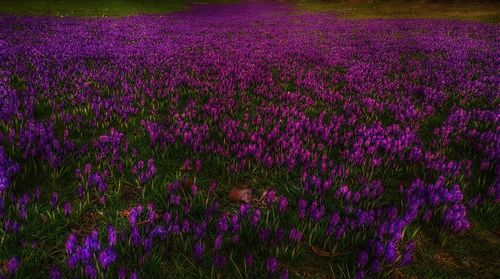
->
left=0, top=0, right=234, bottom=16
left=297, top=0, right=500, bottom=23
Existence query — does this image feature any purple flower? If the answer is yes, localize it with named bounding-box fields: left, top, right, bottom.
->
left=250, top=209, right=260, bottom=226
left=80, top=247, right=92, bottom=264
left=265, top=189, right=276, bottom=204
left=370, top=259, right=382, bottom=273
left=34, top=187, right=41, bottom=200
left=244, top=253, right=254, bottom=268
left=400, top=241, right=416, bottom=267
left=65, top=233, right=78, bottom=254
left=63, top=202, right=72, bottom=216
left=193, top=241, right=204, bottom=260
left=0, top=177, right=8, bottom=193
left=190, top=183, right=198, bottom=196
left=195, top=159, right=202, bottom=172
left=85, top=229, right=100, bottom=252
left=84, top=265, right=97, bottom=279
left=309, top=201, right=325, bottom=221
left=50, top=266, right=61, bottom=279
left=182, top=220, right=190, bottom=233
left=355, top=271, right=365, bottom=279
left=214, top=234, right=223, bottom=251
left=266, top=257, right=279, bottom=274
left=68, top=253, right=80, bottom=269
left=259, top=228, right=271, bottom=241
left=6, top=256, right=19, bottom=274
left=289, top=228, right=302, bottom=243
left=385, top=242, right=397, bottom=263
left=278, top=196, right=288, bottom=213
left=216, top=215, right=228, bottom=233
left=213, top=254, right=228, bottom=269
left=280, top=269, right=289, bottom=279
left=239, top=203, right=250, bottom=216
left=275, top=228, right=285, bottom=243
left=108, top=225, right=117, bottom=246
left=357, top=251, right=369, bottom=268
left=119, top=266, right=127, bottom=279
left=50, top=192, right=59, bottom=208
left=98, top=247, right=117, bottom=269
left=129, top=205, right=143, bottom=227
left=297, top=199, right=307, bottom=219
left=230, top=214, right=239, bottom=233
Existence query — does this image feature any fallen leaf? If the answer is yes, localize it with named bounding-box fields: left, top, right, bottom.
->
left=119, top=210, right=130, bottom=217
left=229, top=188, right=252, bottom=203
left=40, top=214, right=48, bottom=224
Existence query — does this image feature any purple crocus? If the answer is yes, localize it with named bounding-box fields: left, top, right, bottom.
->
left=289, top=228, right=302, bottom=243
left=280, top=269, right=289, bottom=279
left=63, top=202, right=72, bottom=216
left=193, top=241, right=204, bottom=260
left=266, top=257, right=279, bottom=274
left=7, top=256, right=19, bottom=274
left=107, top=225, right=117, bottom=246
left=119, top=266, right=127, bottom=279
left=357, top=250, right=369, bottom=268
left=50, top=192, right=59, bottom=208
left=214, top=234, right=223, bottom=251
left=84, top=264, right=97, bottom=279
left=85, top=229, right=100, bottom=252
left=50, top=266, right=61, bottom=279
left=278, top=196, right=288, bottom=213
left=244, top=253, right=254, bottom=268
left=65, top=233, right=78, bottom=254
left=98, top=247, right=117, bottom=269
left=213, top=254, right=228, bottom=269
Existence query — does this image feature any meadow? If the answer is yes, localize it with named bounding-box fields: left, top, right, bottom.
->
left=0, top=1, right=499, bottom=278
left=298, top=0, right=500, bottom=23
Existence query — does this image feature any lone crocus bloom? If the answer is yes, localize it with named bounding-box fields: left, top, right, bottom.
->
left=244, top=253, right=254, bottom=268
left=7, top=256, right=19, bottom=274
left=193, top=241, right=204, bottom=260
left=63, top=202, right=72, bottom=216
left=50, top=266, right=61, bottom=279
left=266, top=257, right=279, bottom=274
left=357, top=251, right=369, bottom=268
left=50, top=192, right=59, bottom=208
left=107, top=225, right=117, bottom=247
left=278, top=196, right=288, bottom=213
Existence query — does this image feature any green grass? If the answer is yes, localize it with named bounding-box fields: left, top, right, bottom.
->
left=297, top=0, right=500, bottom=23
left=0, top=0, right=234, bottom=16
left=1, top=0, right=498, bottom=22
left=405, top=208, right=500, bottom=278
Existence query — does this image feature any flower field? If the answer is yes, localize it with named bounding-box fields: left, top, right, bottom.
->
left=0, top=2, right=499, bottom=278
